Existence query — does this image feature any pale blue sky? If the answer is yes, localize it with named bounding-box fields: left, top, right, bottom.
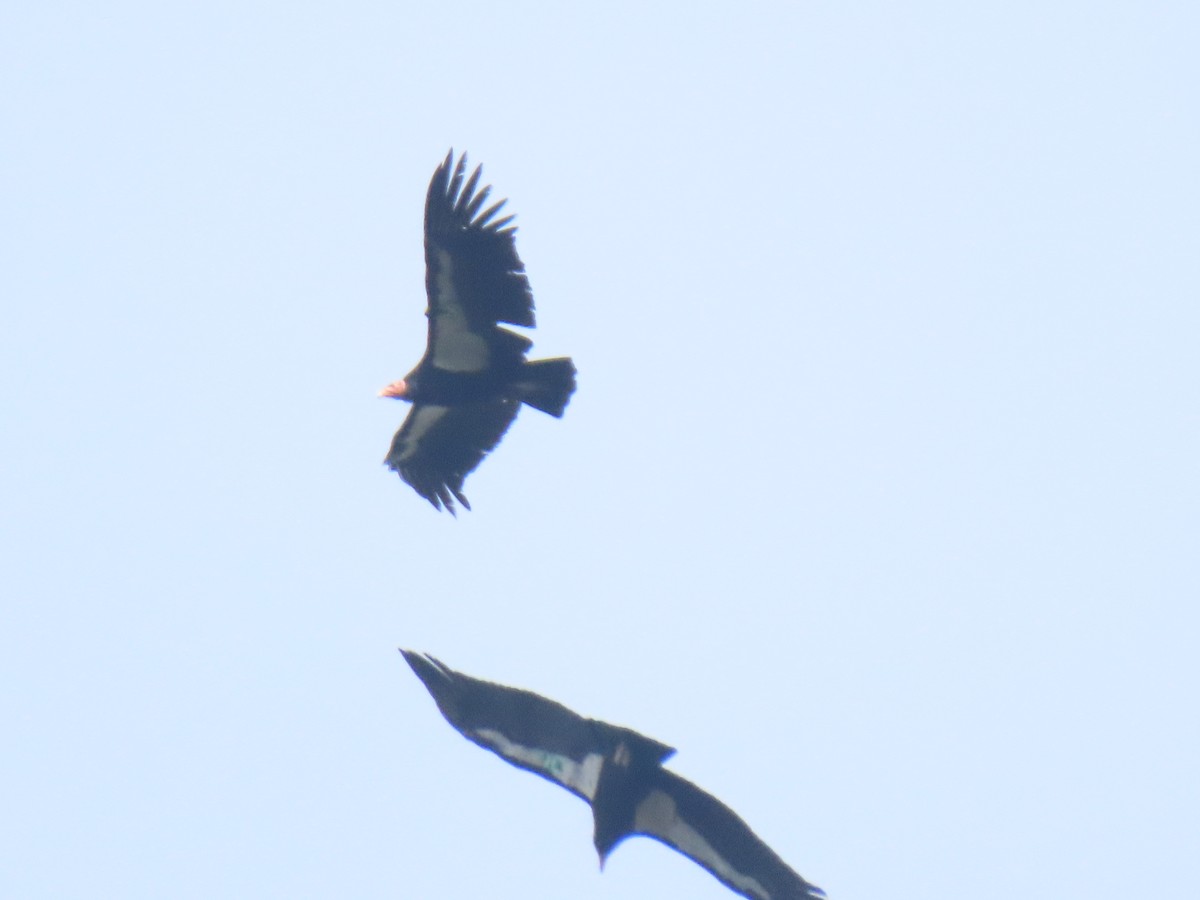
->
left=3, top=2, right=1198, bottom=898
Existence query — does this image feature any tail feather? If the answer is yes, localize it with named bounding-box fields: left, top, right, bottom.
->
left=517, top=357, right=576, bottom=417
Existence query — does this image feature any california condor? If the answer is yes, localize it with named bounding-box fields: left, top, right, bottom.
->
left=379, top=151, right=576, bottom=513
left=400, top=651, right=826, bottom=900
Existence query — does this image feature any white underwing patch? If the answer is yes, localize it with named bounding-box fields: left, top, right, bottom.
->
left=637, top=788, right=771, bottom=900
left=429, top=251, right=490, bottom=372
left=475, top=727, right=604, bottom=800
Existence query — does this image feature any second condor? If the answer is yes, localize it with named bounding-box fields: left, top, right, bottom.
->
left=400, top=651, right=826, bottom=900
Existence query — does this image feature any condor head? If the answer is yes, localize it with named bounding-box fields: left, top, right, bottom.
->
left=377, top=378, right=411, bottom=400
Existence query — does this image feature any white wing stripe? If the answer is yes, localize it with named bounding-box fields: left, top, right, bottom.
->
left=635, top=789, right=772, bottom=900
left=429, top=248, right=490, bottom=372
left=475, top=728, right=603, bottom=800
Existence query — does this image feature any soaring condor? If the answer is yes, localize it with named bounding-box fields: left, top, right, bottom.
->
left=400, top=651, right=826, bottom=900
left=378, top=151, right=575, bottom=514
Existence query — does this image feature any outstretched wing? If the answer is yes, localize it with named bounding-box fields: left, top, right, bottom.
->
left=421, top=150, right=535, bottom=374
left=631, top=769, right=825, bottom=900
left=384, top=400, right=520, bottom=514
left=401, top=651, right=675, bottom=803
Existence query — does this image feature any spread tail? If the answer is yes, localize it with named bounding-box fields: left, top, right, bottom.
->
left=517, top=357, right=576, bottom=417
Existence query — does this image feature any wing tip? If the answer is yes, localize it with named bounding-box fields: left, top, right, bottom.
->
left=401, top=650, right=455, bottom=686
left=384, top=454, right=471, bottom=516
left=427, top=149, right=521, bottom=234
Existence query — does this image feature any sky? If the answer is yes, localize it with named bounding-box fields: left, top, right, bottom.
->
left=3, top=2, right=1198, bottom=898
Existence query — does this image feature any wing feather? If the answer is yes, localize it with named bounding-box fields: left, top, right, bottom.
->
left=459, top=163, right=483, bottom=211
left=476, top=198, right=509, bottom=228
left=464, top=183, right=492, bottom=221
left=486, top=213, right=516, bottom=232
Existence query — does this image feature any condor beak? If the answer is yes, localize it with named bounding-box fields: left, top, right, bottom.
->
left=378, top=380, right=408, bottom=399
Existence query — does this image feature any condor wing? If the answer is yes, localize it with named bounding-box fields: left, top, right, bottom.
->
left=420, top=150, right=535, bottom=374
left=629, top=769, right=825, bottom=900
left=384, top=400, right=519, bottom=514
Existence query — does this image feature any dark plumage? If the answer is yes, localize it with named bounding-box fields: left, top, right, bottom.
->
left=401, top=651, right=826, bottom=900
left=380, top=151, right=575, bottom=513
